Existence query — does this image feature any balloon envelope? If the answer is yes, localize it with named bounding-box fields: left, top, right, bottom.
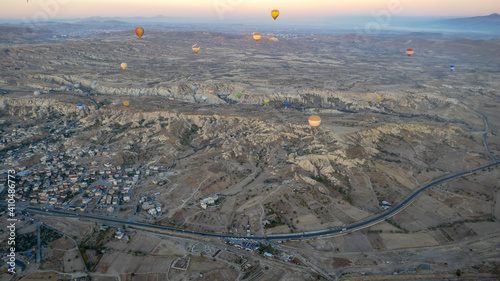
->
left=192, top=44, right=200, bottom=54
left=209, top=88, right=214, bottom=94
left=123, top=101, right=130, bottom=107
left=450, top=65, right=455, bottom=71
left=308, top=115, right=321, bottom=129
left=284, top=101, right=290, bottom=106
left=237, top=93, right=242, bottom=99
left=121, top=63, right=127, bottom=70
left=242, top=100, right=247, bottom=104
left=77, top=104, right=83, bottom=110
left=406, top=48, right=414, bottom=57
left=202, top=96, right=207, bottom=101
left=220, top=94, right=226, bottom=99
left=264, top=99, right=269, bottom=104
left=74, top=83, right=80, bottom=88
left=67, top=86, right=73, bottom=91
left=253, top=32, right=262, bottom=43
left=33, top=91, right=40, bottom=97
left=271, top=9, right=279, bottom=20
left=135, top=27, right=144, bottom=39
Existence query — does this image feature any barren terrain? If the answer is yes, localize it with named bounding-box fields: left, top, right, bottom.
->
left=1, top=29, right=499, bottom=280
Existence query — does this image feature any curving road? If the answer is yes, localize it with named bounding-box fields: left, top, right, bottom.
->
left=23, top=159, right=499, bottom=241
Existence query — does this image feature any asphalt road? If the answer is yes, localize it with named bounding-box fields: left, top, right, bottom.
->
left=24, top=160, right=499, bottom=241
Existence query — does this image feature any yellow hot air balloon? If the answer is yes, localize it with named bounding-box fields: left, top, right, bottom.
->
left=253, top=32, right=261, bottom=43
left=121, top=63, right=127, bottom=70
left=264, top=99, right=269, bottom=105
left=192, top=44, right=200, bottom=54
left=377, top=96, right=382, bottom=102
left=123, top=101, right=129, bottom=107
left=308, top=115, right=321, bottom=130
left=271, top=9, right=279, bottom=20
left=135, top=27, right=144, bottom=39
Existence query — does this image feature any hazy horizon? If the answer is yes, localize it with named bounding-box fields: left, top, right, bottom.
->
left=1, top=0, right=498, bottom=21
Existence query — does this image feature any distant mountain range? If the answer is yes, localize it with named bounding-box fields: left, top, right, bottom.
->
left=431, top=13, right=500, bottom=32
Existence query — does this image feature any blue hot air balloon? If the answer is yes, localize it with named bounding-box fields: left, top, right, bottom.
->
left=450, top=65, right=455, bottom=71
left=67, top=85, right=73, bottom=91
left=220, top=94, right=226, bottom=99
left=284, top=101, right=290, bottom=107
left=77, top=104, right=83, bottom=110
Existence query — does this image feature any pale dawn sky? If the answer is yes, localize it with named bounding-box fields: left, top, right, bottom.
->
left=0, top=0, right=498, bottom=20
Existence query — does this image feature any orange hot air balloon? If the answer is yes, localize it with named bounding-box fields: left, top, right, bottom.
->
left=271, top=9, right=280, bottom=20
left=209, top=88, right=214, bottom=94
left=123, top=101, right=129, bottom=107
left=406, top=48, right=414, bottom=57
left=135, top=27, right=144, bottom=39
left=253, top=32, right=262, bottom=43
left=192, top=44, right=200, bottom=54
left=308, top=115, right=321, bottom=130
left=121, top=63, right=127, bottom=70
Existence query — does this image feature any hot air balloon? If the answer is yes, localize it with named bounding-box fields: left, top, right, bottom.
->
left=450, top=65, right=455, bottom=71
left=237, top=93, right=243, bottom=99
left=192, top=85, right=197, bottom=91
left=284, top=101, right=290, bottom=107
left=202, top=96, right=208, bottom=102
left=60, top=86, right=67, bottom=91
left=67, top=86, right=73, bottom=91
left=209, top=88, right=214, bottom=94
left=271, top=9, right=279, bottom=20
left=121, top=63, right=127, bottom=70
left=140, top=90, right=146, bottom=95
left=264, top=99, right=269, bottom=105
left=220, top=94, right=226, bottom=99
left=192, top=44, right=200, bottom=54
left=91, top=84, right=97, bottom=90
left=33, top=91, right=41, bottom=97
left=123, top=101, right=129, bottom=107
left=135, top=27, right=144, bottom=39
left=308, top=115, right=321, bottom=130
left=377, top=96, right=382, bottom=103
left=242, top=100, right=247, bottom=104
left=406, top=48, right=414, bottom=57
left=74, top=83, right=80, bottom=88
left=77, top=104, right=83, bottom=110
left=253, top=32, right=262, bottom=43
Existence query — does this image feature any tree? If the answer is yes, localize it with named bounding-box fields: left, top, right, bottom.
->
left=456, top=269, right=461, bottom=277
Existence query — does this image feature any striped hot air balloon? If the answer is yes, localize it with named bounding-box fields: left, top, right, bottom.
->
left=253, top=32, right=262, bottom=43
left=406, top=48, right=414, bottom=57
left=308, top=116, right=321, bottom=130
